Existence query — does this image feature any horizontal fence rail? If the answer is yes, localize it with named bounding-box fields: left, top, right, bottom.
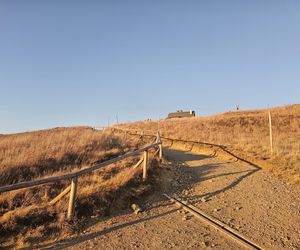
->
left=113, top=127, right=260, bottom=169
left=0, top=142, right=161, bottom=194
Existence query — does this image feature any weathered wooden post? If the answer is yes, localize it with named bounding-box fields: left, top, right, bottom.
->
left=143, top=150, right=148, bottom=181
left=67, top=176, right=78, bottom=219
left=156, top=132, right=163, bottom=161
left=159, top=144, right=163, bottom=161
left=268, top=111, right=273, bottom=155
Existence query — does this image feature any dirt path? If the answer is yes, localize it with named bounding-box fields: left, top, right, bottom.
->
left=40, top=148, right=300, bottom=250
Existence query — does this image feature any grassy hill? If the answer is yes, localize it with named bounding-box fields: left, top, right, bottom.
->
left=0, top=127, right=158, bottom=247
left=117, top=104, right=300, bottom=185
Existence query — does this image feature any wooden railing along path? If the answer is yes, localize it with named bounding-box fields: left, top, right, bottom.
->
left=0, top=132, right=163, bottom=220
left=113, top=127, right=261, bottom=169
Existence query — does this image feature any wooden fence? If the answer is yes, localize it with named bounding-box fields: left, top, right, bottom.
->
left=0, top=132, right=163, bottom=220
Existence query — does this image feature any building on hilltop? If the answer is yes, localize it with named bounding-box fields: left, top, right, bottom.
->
left=167, top=110, right=195, bottom=119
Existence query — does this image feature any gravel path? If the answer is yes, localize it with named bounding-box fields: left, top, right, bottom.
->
left=42, top=148, right=300, bottom=250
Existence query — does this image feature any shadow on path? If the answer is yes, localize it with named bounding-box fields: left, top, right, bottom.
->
left=164, top=148, right=261, bottom=204
left=20, top=206, right=178, bottom=250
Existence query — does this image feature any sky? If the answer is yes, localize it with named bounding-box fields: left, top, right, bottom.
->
left=0, top=1, right=300, bottom=134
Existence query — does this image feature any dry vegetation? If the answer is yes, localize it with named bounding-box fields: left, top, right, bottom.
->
left=1, top=104, right=299, bottom=248
left=0, top=127, right=158, bottom=248
left=117, top=104, right=300, bottom=185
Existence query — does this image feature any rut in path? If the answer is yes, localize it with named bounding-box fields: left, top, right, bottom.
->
left=34, top=148, right=300, bottom=250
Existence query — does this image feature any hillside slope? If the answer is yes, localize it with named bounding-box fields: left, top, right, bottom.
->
left=117, top=104, right=300, bottom=185
left=0, top=127, right=159, bottom=248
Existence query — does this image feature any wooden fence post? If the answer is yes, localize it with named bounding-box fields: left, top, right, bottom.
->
left=67, top=177, right=78, bottom=219
left=143, top=150, right=148, bottom=181
left=159, top=144, right=163, bottom=161
left=156, top=131, right=163, bottom=161
left=268, top=111, right=273, bottom=155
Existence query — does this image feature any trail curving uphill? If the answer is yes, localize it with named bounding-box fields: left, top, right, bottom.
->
left=42, top=148, right=300, bottom=250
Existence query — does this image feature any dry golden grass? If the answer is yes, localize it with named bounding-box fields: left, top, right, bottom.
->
left=0, top=127, right=158, bottom=247
left=0, top=126, right=140, bottom=186
left=118, top=104, right=300, bottom=185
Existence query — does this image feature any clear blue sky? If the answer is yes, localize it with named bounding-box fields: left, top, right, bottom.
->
left=1, top=1, right=299, bottom=134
